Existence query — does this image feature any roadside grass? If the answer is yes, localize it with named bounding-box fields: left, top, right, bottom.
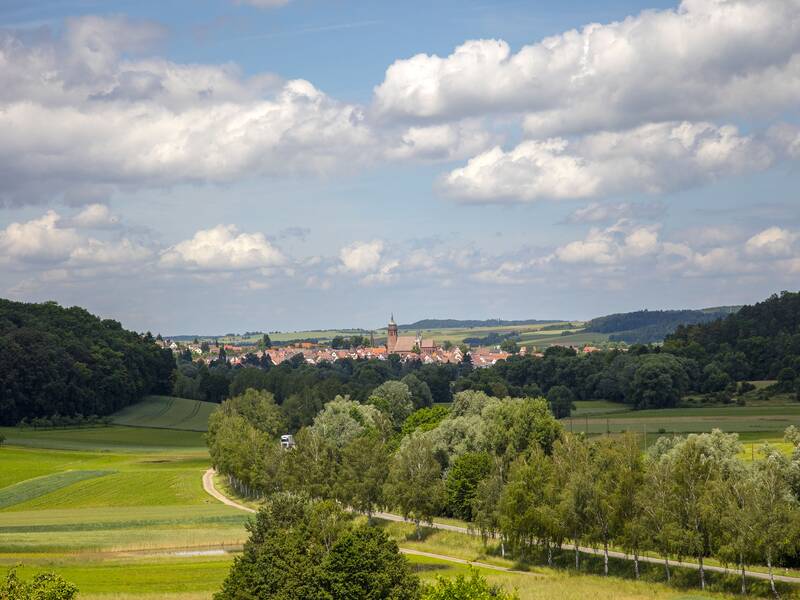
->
left=112, top=396, right=216, bottom=432
left=0, top=425, right=207, bottom=451
left=0, top=470, right=113, bottom=509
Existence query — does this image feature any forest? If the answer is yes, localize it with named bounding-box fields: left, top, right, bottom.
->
left=0, top=299, right=175, bottom=425
left=584, top=306, right=739, bottom=343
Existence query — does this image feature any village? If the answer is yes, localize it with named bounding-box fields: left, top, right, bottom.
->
left=158, top=315, right=603, bottom=368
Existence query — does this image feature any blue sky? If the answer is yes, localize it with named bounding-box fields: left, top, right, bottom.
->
left=0, top=0, right=798, bottom=334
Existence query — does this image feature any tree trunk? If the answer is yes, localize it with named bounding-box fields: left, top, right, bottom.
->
left=501, top=539, right=505, bottom=558
left=740, top=552, right=747, bottom=596
left=664, top=556, right=671, bottom=583
left=603, top=540, right=609, bottom=576
left=698, top=555, right=706, bottom=590
left=415, top=520, right=421, bottom=540
left=574, top=535, right=580, bottom=570
left=634, top=550, right=640, bottom=579
left=547, top=542, right=553, bottom=567
left=767, top=552, right=779, bottom=599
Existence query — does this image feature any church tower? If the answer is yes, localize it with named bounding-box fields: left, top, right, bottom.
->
left=387, top=313, right=398, bottom=352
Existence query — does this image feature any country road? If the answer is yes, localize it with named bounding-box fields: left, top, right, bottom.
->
left=201, top=468, right=800, bottom=586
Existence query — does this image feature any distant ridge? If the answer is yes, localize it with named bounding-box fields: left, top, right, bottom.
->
left=584, top=306, right=741, bottom=344
left=398, top=318, right=564, bottom=330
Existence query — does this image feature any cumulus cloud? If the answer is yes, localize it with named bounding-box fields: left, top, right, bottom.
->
left=0, top=16, right=498, bottom=207
left=374, top=0, right=800, bottom=135
left=338, top=240, right=385, bottom=274
left=0, top=210, right=150, bottom=267
left=554, top=222, right=660, bottom=265
left=70, top=204, right=121, bottom=229
left=441, top=121, right=773, bottom=203
left=745, top=226, right=797, bottom=257
left=160, top=225, right=286, bottom=271
left=0, top=212, right=80, bottom=263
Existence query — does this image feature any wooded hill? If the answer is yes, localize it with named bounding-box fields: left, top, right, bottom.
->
left=665, top=291, right=800, bottom=380
left=585, top=306, right=740, bottom=343
left=0, top=299, right=175, bottom=425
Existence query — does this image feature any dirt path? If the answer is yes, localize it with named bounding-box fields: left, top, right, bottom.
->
left=202, top=469, right=800, bottom=585
left=202, top=468, right=255, bottom=513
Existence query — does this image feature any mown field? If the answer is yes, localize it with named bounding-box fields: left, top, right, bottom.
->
left=111, top=396, right=216, bottom=432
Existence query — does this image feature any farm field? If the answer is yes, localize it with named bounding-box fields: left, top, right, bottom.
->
left=111, top=396, right=216, bottom=432
left=0, top=425, right=206, bottom=451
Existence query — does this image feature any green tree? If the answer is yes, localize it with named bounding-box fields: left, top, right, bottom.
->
left=310, top=396, right=385, bottom=448
left=384, top=432, right=445, bottom=539
left=320, top=525, right=420, bottom=600
left=369, top=380, right=414, bottom=429
left=445, top=452, right=492, bottom=521
left=472, top=465, right=506, bottom=556
left=1, top=568, right=78, bottom=600
left=500, top=448, right=561, bottom=565
left=402, top=373, right=434, bottom=409
left=401, top=405, right=450, bottom=435
left=751, top=447, right=799, bottom=598
left=552, top=434, right=593, bottom=570
left=422, top=569, right=517, bottom=600
left=228, top=368, right=271, bottom=397
left=336, top=433, right=390, bottom=519
left=546, top=385, right=575, bottom=419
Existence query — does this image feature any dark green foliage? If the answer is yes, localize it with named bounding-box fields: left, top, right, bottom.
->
left=586, top=307, right=739, bottom=344
left=402, top=373, right=434, bottom=409
left=215, top=494, right=419, bottom=600
left=445, top=452, right=492, bottom=521
left=0, top=299, right=174, bottom=425
left=1, top=568, right=78, bottom=600
left=666, top=291, right=800, bottom=381
left=321, top=526, right=420, bottom=600
left=546, top=385, right=575, bottom=418
left=228, top=367, right=271, bottom=397
left=401, top=405, right=450, bottom=435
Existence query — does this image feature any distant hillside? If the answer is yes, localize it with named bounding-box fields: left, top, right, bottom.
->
left=585, top=306, right=740, bottom=344
left=0, top=299, right=175, bottom=425
left=665, top=291, right=800, bottom=380
left=399, top=318, right=563, bottom=330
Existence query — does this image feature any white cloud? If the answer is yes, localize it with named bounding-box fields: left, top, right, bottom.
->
left=441, top=121, right=772, bottom=203
left=69, top=238, right=152, bottom=266
left=0, top=211, right=80, bottom=263
left=338, top=240, right=385, bottom=274
left=374, top=0, right=800, bottom=135
left=745, top=226, right=797, bottom=257
left=160, top=225, right=285, bottom=271
left=386, top=121, right=494, bottom=162
left=70, top=204, right=121, bottom=229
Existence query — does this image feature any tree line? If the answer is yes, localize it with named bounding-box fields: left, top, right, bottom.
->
left=207, top=387, right=800, bottom=596
left=0, top=299, right=174, bottom=425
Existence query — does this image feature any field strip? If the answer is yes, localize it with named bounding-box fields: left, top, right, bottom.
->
left=0, top=471, right=114, bottom=510
left=202, top=468, right=800, bottom=586
left=399, top=548, right=540, bottom=575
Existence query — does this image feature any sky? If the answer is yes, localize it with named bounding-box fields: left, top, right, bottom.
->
left=1, top=0, right=799, bottom=335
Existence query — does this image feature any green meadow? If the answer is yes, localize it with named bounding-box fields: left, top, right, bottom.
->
left=111, top=396, right=216, bottom=432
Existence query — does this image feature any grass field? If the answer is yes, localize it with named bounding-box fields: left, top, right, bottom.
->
left=111, top=396, right=216, bottom=432
left=0, top=428, right=247, bottom=557
left=0, top=425, right=206, bottom=451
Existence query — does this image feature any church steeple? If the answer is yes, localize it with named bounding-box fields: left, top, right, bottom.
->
left=387, top=313, right=398, bottom=351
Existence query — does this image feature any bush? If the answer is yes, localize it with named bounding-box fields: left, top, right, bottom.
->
left=1, top=568, right=78, bottom=600
left=422, top=569, right=517, bottom=599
